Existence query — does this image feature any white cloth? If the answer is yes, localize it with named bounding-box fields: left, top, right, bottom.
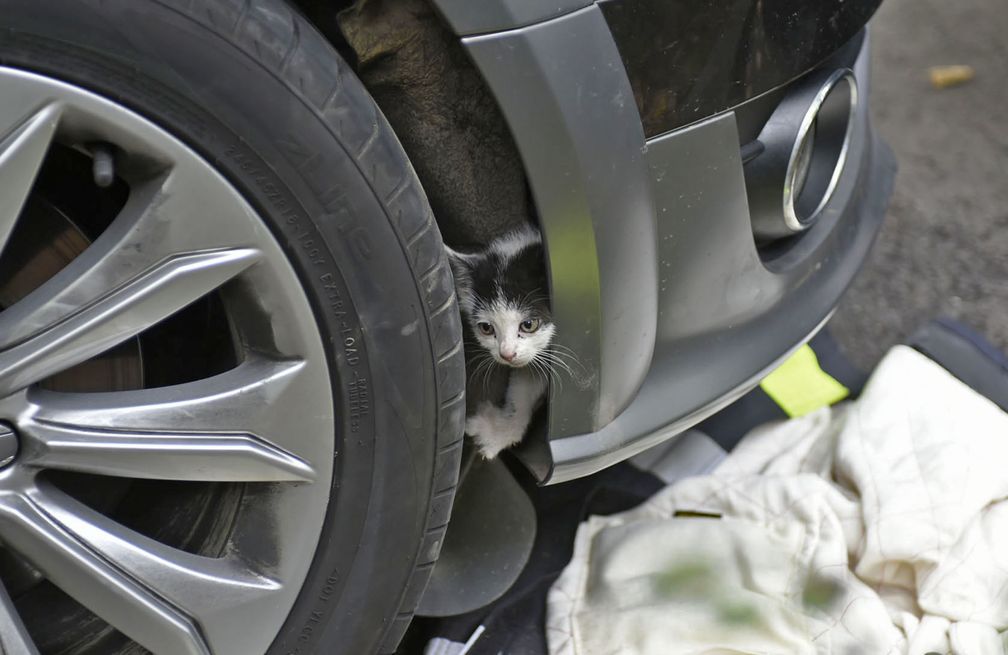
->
left=423, top=637, right=467, bottom=655
left=547, top=346, right=1008, bottom=655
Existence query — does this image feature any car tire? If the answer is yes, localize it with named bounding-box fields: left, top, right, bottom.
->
left=0, top=1, right=465, bottom=653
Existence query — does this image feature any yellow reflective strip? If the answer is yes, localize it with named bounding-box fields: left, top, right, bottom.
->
left=759, top=344, right=849, bottom=418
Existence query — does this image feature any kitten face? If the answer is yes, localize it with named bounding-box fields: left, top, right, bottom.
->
left=470, top=299, right=555, bottom=367
left=446, top=227, right=554, bottom=368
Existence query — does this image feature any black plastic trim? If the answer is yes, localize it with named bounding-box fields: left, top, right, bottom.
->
left=599, top=0, right=883, bottom=137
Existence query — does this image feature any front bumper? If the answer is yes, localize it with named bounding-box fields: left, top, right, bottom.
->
left=548, top=32, right=894, bottom=483
left=457, top=6, right=895, bottom=483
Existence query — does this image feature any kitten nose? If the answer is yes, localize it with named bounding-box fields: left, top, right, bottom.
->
left=500, top=348, right=516, bottom=362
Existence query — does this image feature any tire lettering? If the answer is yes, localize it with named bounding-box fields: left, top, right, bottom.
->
left=348, top=372, right=369, bottom=433
left=221, top=147, right=373, bottom=442
left=320, top=573, right=339, bottom=601
left=333, top=220, right=373, bottom=261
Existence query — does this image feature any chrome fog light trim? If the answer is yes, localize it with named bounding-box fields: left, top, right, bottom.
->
left=745, top=68, right=858, bottom=241
left=784, top=69, right=858, bottom=230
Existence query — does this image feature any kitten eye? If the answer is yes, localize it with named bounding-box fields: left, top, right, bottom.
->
left=520, top=318, right=541, bottom=333
left=476, top=322, right=495, bottom=336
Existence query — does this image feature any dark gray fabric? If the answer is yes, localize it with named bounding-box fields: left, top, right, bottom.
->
left=698, top=328, right=868, bottom=451
left=909, top=318, right=1008, bottom=413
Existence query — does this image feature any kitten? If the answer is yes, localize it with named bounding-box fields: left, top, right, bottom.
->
left=446, top=226, right=555, bottom=459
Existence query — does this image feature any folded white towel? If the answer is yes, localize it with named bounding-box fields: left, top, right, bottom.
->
left=548, top=346, right=1008, bottom=655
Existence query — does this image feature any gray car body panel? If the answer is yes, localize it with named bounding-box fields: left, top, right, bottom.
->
left=434, top=1, right=894, bottom=483
left=431, top=0, right=591, bottom=35
left=465, top=6, right=659, bottom=437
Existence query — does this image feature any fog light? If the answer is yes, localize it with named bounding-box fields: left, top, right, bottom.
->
left=790, top=120, right=815, bottom=202
left=745, top=69, right=858, bottom=241
left=786, top=71, right=856, bottom=228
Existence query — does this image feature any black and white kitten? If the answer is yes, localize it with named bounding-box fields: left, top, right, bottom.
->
left=446, top=226, right=555, bottom=459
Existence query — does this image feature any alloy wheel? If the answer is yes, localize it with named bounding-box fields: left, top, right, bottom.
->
left=0, top=66, right=336, bottom=655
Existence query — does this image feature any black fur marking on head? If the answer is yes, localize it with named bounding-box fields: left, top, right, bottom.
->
left=468, top=240, right=551, bottom=320
left=446, top=228, right=552, bottom=320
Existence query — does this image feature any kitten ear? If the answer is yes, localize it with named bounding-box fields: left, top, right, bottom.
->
left=444, top=245, right=472, bottom=282
left=444, top=245, right=480, bottom=314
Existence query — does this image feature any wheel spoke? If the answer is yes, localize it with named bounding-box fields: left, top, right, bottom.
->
left=0, top=247, right=259, bottom=396
left=0, top=578, right=39, bottom=655
left=0, top=489, right=207, bottom=655
left=0, top=483, right=281, bottom=655
left=19, top=359, right=314, bottom=481
left=0, top=166, right=269, bottom=351
left=0, top=104, right=61, bottom=259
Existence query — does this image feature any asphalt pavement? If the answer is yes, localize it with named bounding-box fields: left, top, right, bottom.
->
left=830, top=0, right=1008, bottom=371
